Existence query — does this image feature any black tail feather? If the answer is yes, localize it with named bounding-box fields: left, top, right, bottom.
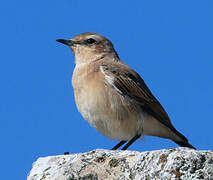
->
left=173, top=140, right=196, bottom=150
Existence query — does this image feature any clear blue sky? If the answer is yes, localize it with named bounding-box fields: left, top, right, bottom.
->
left=1, top=1, right=212, bottom=179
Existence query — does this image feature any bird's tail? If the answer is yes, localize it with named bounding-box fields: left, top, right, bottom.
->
left=173, top=139, right=196, bottom=149
left=172, top=128, right=196, bottom=149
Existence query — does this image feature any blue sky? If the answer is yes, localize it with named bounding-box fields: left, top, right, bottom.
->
left=1, top=1, right=213, bottom=179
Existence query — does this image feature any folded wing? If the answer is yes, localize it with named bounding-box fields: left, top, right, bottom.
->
left=100, top=61, right=188, bottom=143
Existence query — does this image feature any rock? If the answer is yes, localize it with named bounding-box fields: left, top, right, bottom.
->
left=27, top=148, right=213, bottom=180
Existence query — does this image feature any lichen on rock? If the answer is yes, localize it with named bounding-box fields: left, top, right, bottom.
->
left=27, top=148, right=213, bottom=180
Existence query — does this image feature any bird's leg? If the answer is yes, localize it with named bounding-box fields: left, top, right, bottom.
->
left=121, top=134, right=141, bottom=150
left=111, top=140, right=126, bottom=150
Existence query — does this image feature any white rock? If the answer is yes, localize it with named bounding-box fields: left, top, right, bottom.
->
left=27, top=148, right=213, bottom=180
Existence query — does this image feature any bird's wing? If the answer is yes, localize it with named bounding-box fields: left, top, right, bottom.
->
left=100, top=61, right=186, bottom=140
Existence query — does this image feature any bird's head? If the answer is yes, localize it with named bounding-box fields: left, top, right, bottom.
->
left=57, top=32, right=118, bottom=65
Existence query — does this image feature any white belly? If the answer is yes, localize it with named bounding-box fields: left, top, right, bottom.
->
left=73, top=80, right=146, bottom=141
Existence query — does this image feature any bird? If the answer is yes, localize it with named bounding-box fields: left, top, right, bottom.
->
left=56, top=32, right=195, bottom=150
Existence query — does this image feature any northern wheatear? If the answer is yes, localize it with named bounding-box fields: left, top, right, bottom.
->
left=56, top=32, right=195, bottom=150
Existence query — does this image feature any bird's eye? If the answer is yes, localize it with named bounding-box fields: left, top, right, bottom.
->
left=85, top=38, right=97, bottom=45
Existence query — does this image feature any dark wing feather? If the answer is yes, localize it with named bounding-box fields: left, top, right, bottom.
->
left=100, top=62, right=188, bottom=142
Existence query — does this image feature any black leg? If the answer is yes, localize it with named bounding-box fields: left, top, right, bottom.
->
left=121, top=134, right=141, bottom=150
left=111, top=140, right=126, bottom=150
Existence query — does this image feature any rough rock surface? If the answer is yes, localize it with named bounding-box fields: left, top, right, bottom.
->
left=28, top=148, right=213, bottom=180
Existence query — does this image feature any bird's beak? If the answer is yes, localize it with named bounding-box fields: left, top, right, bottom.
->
left=56, top=39, right=74, bottom=46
